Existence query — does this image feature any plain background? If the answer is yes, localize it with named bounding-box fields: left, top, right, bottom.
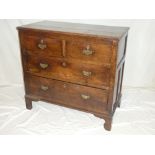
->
left=0, top=19, right=155, bottom=89
left=0, top=0, right=155, bottom=154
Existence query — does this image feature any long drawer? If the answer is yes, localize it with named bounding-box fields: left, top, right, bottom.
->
left=24, top=55, right=110, bottom=89
left=25, top=74, right=108, bottom=114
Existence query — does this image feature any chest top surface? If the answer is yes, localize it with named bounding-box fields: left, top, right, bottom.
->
left=17, top=20, right=129, bottom=40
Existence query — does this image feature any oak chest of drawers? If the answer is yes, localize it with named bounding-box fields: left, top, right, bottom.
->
left=17, top=21, right=129, bottom=131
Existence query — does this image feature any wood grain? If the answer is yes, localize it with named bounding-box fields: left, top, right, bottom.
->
left=25, top=55, right=111, bottom=89
left=26, top=73, right=108, bottom=114
left=17, top=21, right=129, bottom=131
left=17, top=20, right=129, bottom=40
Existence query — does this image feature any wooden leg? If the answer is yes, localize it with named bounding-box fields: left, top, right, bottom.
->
left=117, top=100, right=121, bottom=108
left=117, top=94, right=122, bottom=108
left=104, top=117, right=112, bottom=131
left=94, top=114, right=112, bottom=131
left=25, top=96, right=32, bottom=110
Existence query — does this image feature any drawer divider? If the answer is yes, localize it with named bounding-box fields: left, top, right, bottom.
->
left=62, top=40, right=66, bottom=57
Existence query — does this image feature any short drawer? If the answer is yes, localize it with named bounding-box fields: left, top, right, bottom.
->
left=25, top=55, right=110, bottom=89
left=66, top=39, right=112, bottom=65
left=20, top=34, right=62, bottom=57
left=20, top=32, right=113, bottom=65
left=26, top=74, right=108, bottom=114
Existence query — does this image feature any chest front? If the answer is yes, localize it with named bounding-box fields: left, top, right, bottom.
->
left=17, top=21, right=129, bottom=131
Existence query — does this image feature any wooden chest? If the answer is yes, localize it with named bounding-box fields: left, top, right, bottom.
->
left=17, top=21, right=129, bottom=131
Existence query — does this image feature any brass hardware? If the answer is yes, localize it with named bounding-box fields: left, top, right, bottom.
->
left=63, top=84, right=67, bottom=88
left=81, top=94, right=90, bottom=100
left=82, top=45, right=94, bottom=56
left=82, top=71, right=92, bottom=77
left=41, top=85, right=49, bottom=91
left=38, top=39, right=47, bottom=50
left=40, top=63, right=48, bottom=69
left=62, top=62, right=67, bottom=67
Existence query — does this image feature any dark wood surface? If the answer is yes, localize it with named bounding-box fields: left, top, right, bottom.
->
left=21, top=34, right=62, bottom=58
left=20, top=30, right=113, bottom=65
left=25, top=55, right=110, bottom=89
left=17, top=21, right=129, bottom=131
left=26, top=73, right=108, bottom=114
left=17, top=20, right=129, bottom=40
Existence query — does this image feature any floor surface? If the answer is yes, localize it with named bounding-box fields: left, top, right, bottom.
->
left=0, top=85, right=155, bottom=135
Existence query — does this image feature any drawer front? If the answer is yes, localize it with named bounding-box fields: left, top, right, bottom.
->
left=25, top=55, right=110, bottom=89
left=66, top=39, right=112, bottom=64
left=20, top=32, right=113, bottom=65
left=26, top=74, right=108, bottom=113
left=20, top=34, right=62, bottom=57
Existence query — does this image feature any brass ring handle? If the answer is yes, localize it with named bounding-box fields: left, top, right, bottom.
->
left=82, top=71, right=92, bottom=77
left=82, top=45, right=94, bottom=56
left=41, top=85, right=49, bottom=91
left=81, top=94, right=90, bottom=100
left=40, top=63, right=49, bottom=69
left=38, top=39, right=47, bottom=50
